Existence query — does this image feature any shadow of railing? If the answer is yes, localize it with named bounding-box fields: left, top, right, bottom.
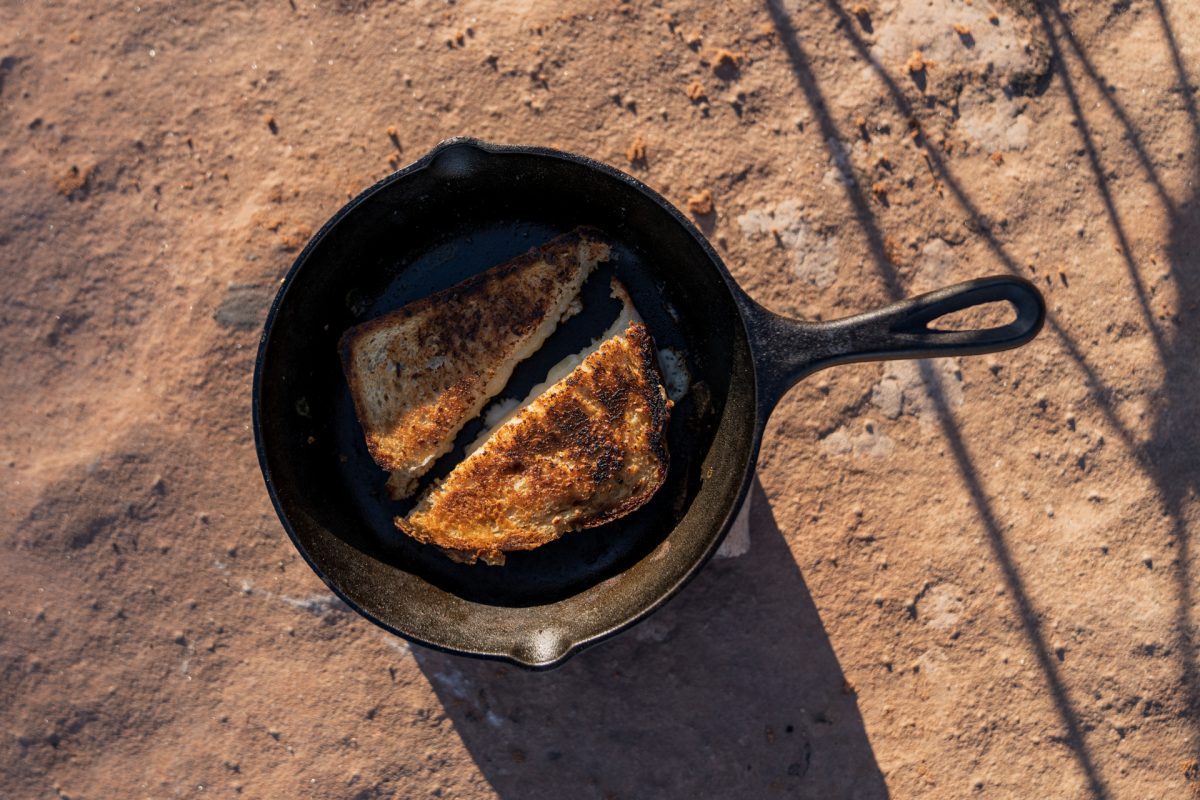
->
left=1035, top=4, right=1167, bottom=361
left=413, top=480, right=889, bottom=799
left=1043, top=0, right=1200, bottom=766
left=807, top=0, right=1146, bottom=467
left=764, top=1, right=1128, bottom=796
left=1047, top=3, right=1179, bottom=213
left=1145, top=0, right=1200, bottom=764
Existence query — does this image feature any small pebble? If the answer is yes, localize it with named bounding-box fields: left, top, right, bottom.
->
left=686, top=189, right=714, bottom=216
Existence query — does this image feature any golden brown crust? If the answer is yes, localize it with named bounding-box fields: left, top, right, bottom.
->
left=395, top=320, right=671, bottom=565
left=338, top=228, right=609, bottom=495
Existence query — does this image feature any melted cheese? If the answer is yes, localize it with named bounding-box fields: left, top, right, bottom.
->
left=656, top=347, right=690, bottom=401
left=466, top=284, right=641, bottom=457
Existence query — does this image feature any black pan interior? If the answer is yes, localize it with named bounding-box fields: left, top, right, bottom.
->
left=255, top=142, right=759, bottom=662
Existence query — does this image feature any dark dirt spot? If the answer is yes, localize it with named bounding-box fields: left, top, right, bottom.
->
left=215, top=284, right=273, bottom=331
left=0, top=55, right=21, bottom=96
left=68, top=515, right=117, bottom=549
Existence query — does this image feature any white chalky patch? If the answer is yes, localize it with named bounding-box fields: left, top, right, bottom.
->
left=737, top=200, right=839, bottom=289
left=870, top=360, right=964, bottom=427
left=820, top=421, right=896, bottom=457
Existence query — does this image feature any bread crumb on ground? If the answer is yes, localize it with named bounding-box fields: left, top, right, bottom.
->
left=55, top=163, right=94, bottom=196
left=626, top=133, right=647, bottom=165
left=709, top=48, right=743, bottom=77
left=686, top=189, right=714, bottom=216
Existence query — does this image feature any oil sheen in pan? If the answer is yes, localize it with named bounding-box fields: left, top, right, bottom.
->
left=329, top=223, right=715, bottom=606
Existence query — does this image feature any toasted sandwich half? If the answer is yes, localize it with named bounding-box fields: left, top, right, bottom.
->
left=339, top=228, right=610, bottom=499
left=396, top=282, right=671, bottom=565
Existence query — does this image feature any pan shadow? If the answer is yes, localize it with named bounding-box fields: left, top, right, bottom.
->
left=414, top=479, right=889, bottom=800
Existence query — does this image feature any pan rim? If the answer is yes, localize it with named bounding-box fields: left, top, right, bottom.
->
left=251, top=137, right=764, bottom=668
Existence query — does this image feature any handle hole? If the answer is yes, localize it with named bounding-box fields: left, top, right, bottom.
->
left=927, top=300, right=1016, bottom=332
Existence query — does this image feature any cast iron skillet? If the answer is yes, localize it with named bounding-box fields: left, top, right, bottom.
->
left=253, top=138, right=1044, bottom=669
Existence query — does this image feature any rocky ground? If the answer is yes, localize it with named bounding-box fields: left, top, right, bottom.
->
left=2, top=0, right=1199, bottom=797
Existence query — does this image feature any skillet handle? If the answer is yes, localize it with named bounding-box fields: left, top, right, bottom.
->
left=748, top=275, right=1045, bottom=408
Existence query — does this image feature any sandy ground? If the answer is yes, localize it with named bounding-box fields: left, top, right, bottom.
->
left=3, top=0, right=1199, bottom=797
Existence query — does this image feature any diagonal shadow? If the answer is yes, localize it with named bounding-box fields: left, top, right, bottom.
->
left=1145, top=0, right=1200, bottom=765
left=1156, top=176, right=1200, bottom=764
left=987, top=0, right=1200, bottom=767
left=1035, top=2, right=1167, bottom=361
left=1046, top=2, right=1179, bottom=215
left=1037, top=0, right=1200, bottom=766
left=414, top=480, right=889, bottom=800
left=1151, top=0, right=1200, bottom=137
left=765, top=1, right=1113, bottom=796
left=812, top=0, right=1147, bottom=470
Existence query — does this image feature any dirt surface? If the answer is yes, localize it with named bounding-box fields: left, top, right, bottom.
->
left=2, top=0, right=1199, bottom=798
